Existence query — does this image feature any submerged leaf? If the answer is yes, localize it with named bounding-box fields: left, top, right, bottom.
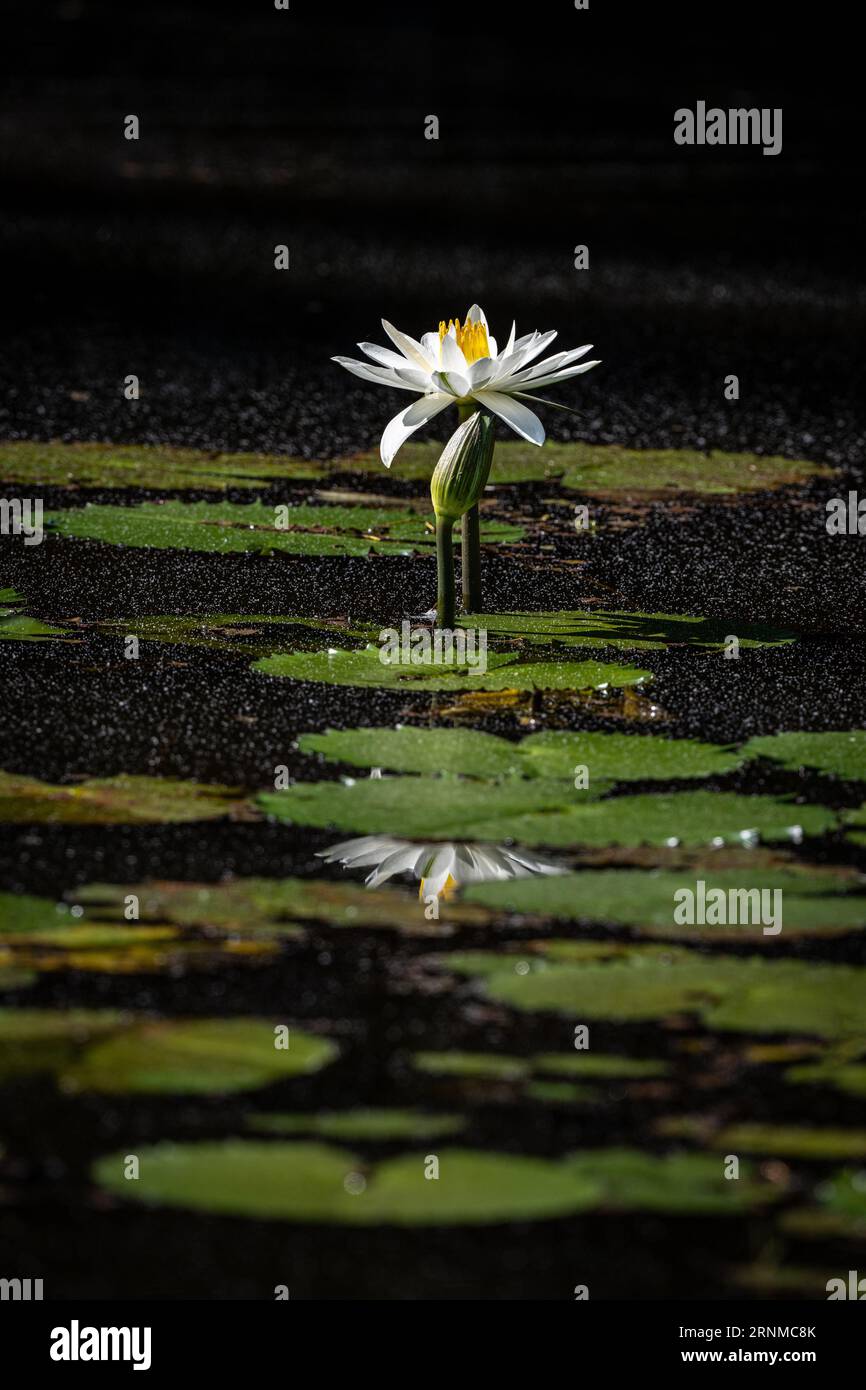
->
left=0, top=772, right=245, bottom=824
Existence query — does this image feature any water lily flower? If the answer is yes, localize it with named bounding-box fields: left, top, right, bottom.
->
left=333, top=304, right=600, bottom=466
left=318, top=835, right=564, bottom=900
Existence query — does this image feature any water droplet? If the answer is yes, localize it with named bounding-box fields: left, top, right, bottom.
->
left=787, top=825, right=804, bottom=844
left=739, top=828, right=759, bottom=848
left=711, top=836, right=725, bottom=848
left=664, top=837, right=680, bottom=848
left=344, top=1171, right=366, bottom=1196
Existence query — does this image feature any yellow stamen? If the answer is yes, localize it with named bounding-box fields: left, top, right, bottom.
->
left=419, top=873, right=459, bottom=900
left=438, top=314, right=490, bottom=365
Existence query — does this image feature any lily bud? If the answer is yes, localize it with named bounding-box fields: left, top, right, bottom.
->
left=430, top=411, right=495, bottom=524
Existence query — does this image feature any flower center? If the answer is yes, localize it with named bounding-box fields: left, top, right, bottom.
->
left=418, top=873, right=459, bottom=900
left=439, top=316, right=490, bottom=365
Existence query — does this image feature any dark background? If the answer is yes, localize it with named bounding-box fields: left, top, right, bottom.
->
left=1, top=0, right=863, bottom=463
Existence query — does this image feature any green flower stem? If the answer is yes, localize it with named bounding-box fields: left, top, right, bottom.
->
left=436, top=516, right=456, bottom=628
left=458, top=403, right=485, bottom=613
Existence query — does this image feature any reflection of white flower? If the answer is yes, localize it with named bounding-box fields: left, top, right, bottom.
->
left=332, top=304, right=600, bottom=466
left=318, top=835, right=565, bottom=900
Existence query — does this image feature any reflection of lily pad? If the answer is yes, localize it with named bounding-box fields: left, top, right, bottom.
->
left=61, top=1019, right=338, bottom=1095
left=742, top=731, right=866, bottom=782
left=46, top=500, right=522, bottom=556
left=300, top=726, right=744, bottom=782
left=92, top=1140, right=778, bottom=1222
left=465, top=868, right=866, bottom=939
left=247, top=1110, right=464, bottom=1140
left=254, top=645, right=650, bottom=694
left=0, top=772, right=245, bottom=824
left=442, top=944, right=866, bottom=1038
left=0, top=589, right=68, bottom=641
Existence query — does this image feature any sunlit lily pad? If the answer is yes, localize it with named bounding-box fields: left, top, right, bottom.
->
left=472, top=610, right=795, bottom=651
left=46, top=500, right=522, bottom=556
left=91, top=1140, right=778, bottom=1222
left=464, top=867, right=866, bottom=939
left=441, top=944, right=866, bottom=1038
left=60, top=1018, right=338, bottom=1094
left=742, top=731, right=866, bottom=782
left=0, top=772, right=245, bottom=824
left=300, top=726, right=744, bottom=781
left=261, top=779, right=834, bottom=848
left=0, top=441, right=322, bottom=489
left=0, top=589, right=68, bottom=641
left=247, top=1110, right=465, bottom=1140
left=254, top=645, right=651, bottom=694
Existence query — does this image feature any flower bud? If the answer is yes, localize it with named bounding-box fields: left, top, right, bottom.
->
left=430, top=411, right=495, bottom=524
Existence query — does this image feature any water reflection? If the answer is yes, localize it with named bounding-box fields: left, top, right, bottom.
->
left=318, top=836, right=564, bottom=900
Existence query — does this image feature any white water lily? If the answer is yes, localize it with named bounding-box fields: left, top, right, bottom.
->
left=333, top=304, right=600, bottom=466
left=318, top=835, right=564, bottom=900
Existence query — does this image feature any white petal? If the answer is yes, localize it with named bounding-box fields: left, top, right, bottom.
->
left=357, top=342, right=411, bottom=369
left=421, top=331, right=441, bottom=359
left=465, top=304, right=488, bottom=328
left=366, top=844, right=425, bottom=887
left=474, top=389, right=546, bottom=446
left=332, top=356, right=421, bottom=392
left=507, top=345, right=594, bottom=385
left=515, top=360, right=601, bottom=391
left=467, top=357, right=497, bottom=390
left=381, top=319, right=436, bottom=370
left=380, top=393, right=452, bottom=467
left=431, top=369, right=469, bottom=398
left=439, top=331, right=469, bottom=376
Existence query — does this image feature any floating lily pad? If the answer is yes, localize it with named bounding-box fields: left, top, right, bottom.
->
left=842, top=804, right=866, bottom=848
left=75, top=876, right=488, bottom=936
left=441, top=944, right=866, bottom=1038
left=247, top=1109, right=465, bottom=1140
left=657, top=1117, right=866, bottom=1159
left=472, top=610, right=796, bottom=651
left=0, top=441, right=322, bottom=490
left=0, top=772, right=245, bottom=824
left=0, top=1007, right=128, bottom=1081
left=780, top=1169, right=866, bottom=1241
left=413, top=1052, right=529, bottom=1081
left=60, top=1018, right=338, bottom=1095
left=92, top=1140, right=778, bottom=1223
left=413, top=1050, right=667, bottom=1083
left=261, top=778, right=834, bottom=849
left=254, top=645, right=651, bottom=694
left=258, top=775, right=599, bottom=840
left=457, top=790, right=836, bottom=850
left=299, top=725, right=744, bottom=782
left=0, top=589, right=68, bottom=641
left=742, top=731, right=866, bottom=782
left=535, top=1053, right=670, bottom=1078
left=464, top=867, right=866, bottom=939
left=46, top=500, right=522, bottom=556
left=556, top=443, right=831, bottom=497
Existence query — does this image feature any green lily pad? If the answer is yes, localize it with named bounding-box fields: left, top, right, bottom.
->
left=534, top=1053, right=670, bottom=1078
left=472, top=610, right=795, bottom=652
left=91, top=1140, right=778, bottom=1222
left=46, top=500, right=522, bottom=556
left=441, top=944, right=866, bottom=1038
left=458, top=790, right=836, bottom=849
left=258, top=775, right=599, bottom=840
left=254, top=645, right=651, bottom=694
left=0, top=589, right=69, bottom=641
left=300, top=726, right=744, bottom=782
left=0, top=441, right=323, bottom=489
left=247, top=1110, right=465, bottom=1140
left=464, top=868, right=866, bottom=939
left=74, top=876, right=488, bottom=936
left=656, top=1117, right=866, bottom=1162
left=0, top=1007, right=128, bottom=1081
left=261, top=778, right=834, bottom=849
left=60, top=1018, right=338, bottom=1095
left=557, top=443, right=831, bottom=497
left=842, top=804, right=866, bottom=848
left=742, top=731, right=866, bottom=782
left=526, top=1080, right=599, bottom=1103
left=0, top=772, right=245, bottom=824
left=413, top=1052, right=530, bottom=1081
